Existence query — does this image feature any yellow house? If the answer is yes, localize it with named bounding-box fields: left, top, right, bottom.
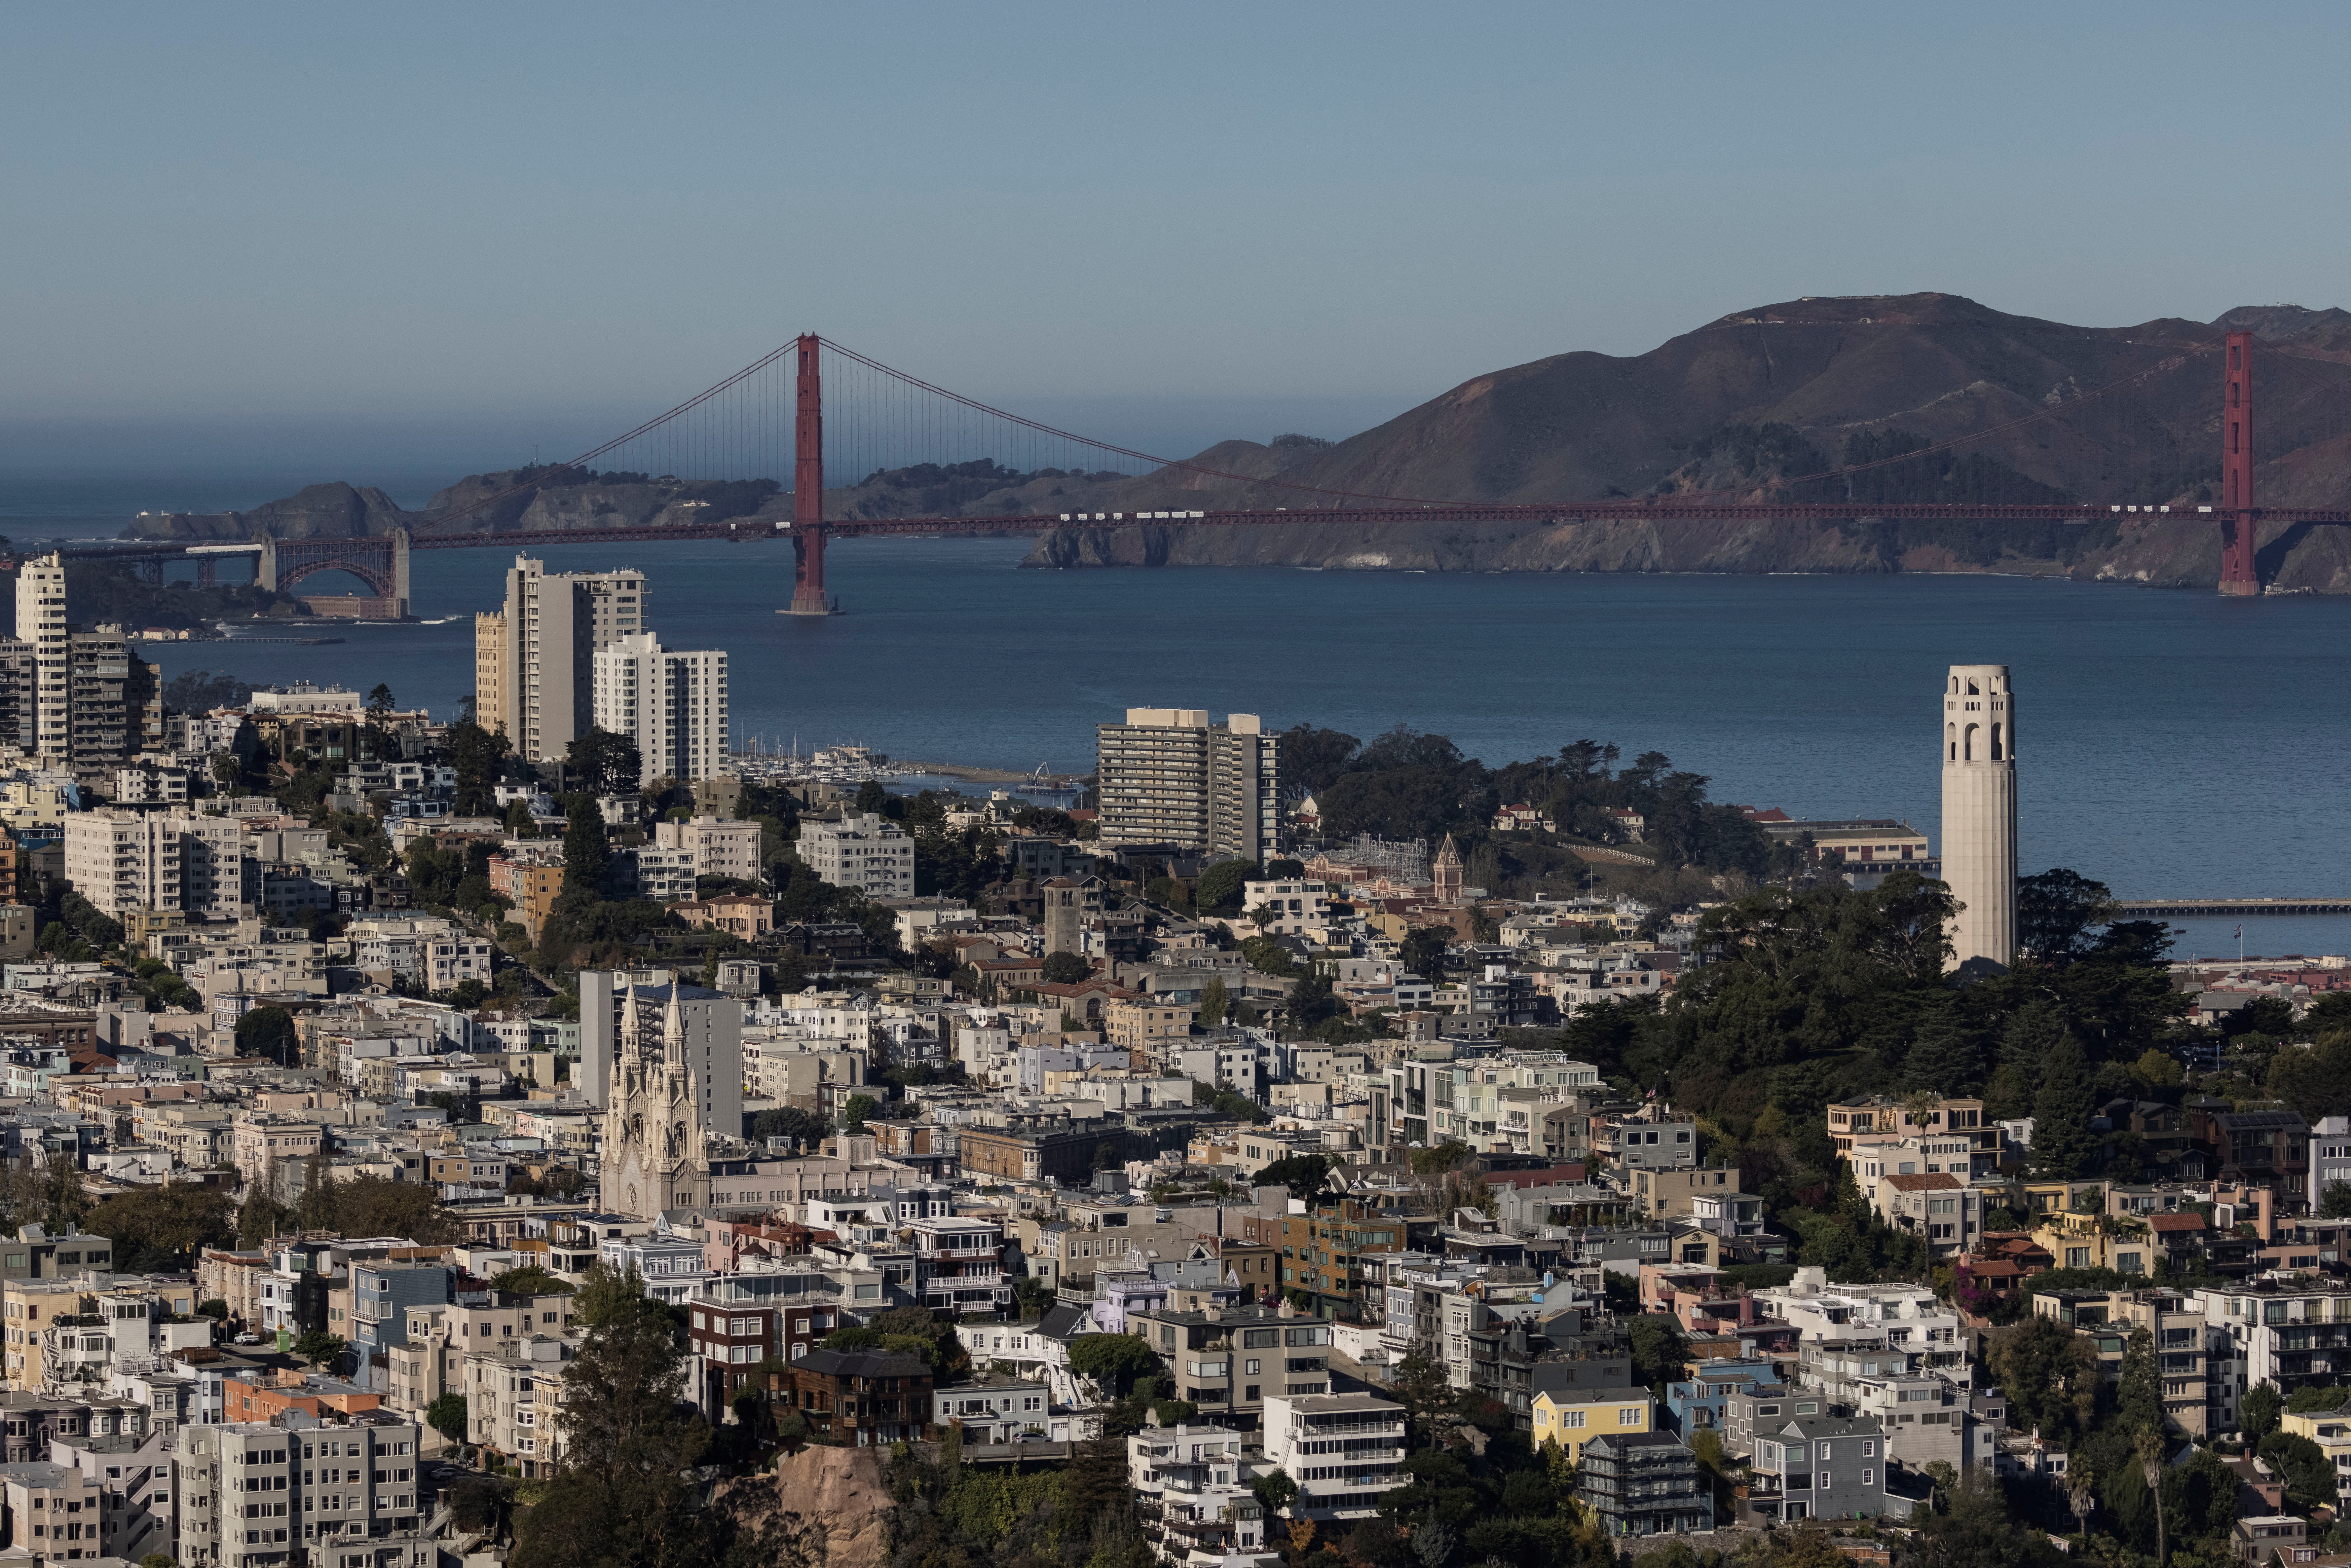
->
left=1531, top=1386, right=1652, bottom=1465
left=2027, top=1206, right=2155, bottom=1276
left=2280, top=1401, right=2351, bottom=1484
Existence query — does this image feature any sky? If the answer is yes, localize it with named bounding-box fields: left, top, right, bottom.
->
left=7, top=3, right=2351, bottom=488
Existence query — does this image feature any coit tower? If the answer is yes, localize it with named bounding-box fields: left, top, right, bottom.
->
left=1940, top=663, right=2017, bottom=970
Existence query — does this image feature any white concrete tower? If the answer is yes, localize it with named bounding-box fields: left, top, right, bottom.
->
left=14, top=553, right=67, bottom=765
left=1940, top=663, right=2017, bottom=970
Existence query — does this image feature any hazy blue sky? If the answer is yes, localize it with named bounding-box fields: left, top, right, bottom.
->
left=8, top=3, right=2350, bottom=483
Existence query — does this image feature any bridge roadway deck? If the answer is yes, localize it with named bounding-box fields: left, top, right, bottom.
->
left=2116, top=898, right=2351, bottom=917
left=45, top=498, right=2351, bottom=561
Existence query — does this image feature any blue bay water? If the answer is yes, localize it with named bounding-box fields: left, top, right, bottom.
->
left=8, top=476, right=2350, bottom=958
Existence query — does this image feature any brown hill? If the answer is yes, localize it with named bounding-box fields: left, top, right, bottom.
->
left=1096, top=294, right=2351, bottom=513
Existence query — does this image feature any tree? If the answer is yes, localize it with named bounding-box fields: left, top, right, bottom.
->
left=1040, top=951, right=1091, bottom=984
left=2243, top=1381, right=2283, bottom=1444
left=1252, top=1153, right=1334, bottom=1202
left=2030, top=1035, right=2097, bottom=1178
left=1906, top=1484, right=2068, bottom=1568
left=1277, top=725, right=1360, bottom=792
left=2017, top=869, right=2122, bottom=966
left=1401, top=924, right=1450, bottom=978
left=447, top=720, right=511, bottom=816
left=1067, top=1332, right=1162, bottom=1394
left=84, top=1186, right=234, bottom=1270
left=510, top=1264, right=709, bottom=1568
left=293, top=1330, right=347, bottom=1370
left=2259, top=1430, right=2340, bottom=1512
left=425, top=1393, right=469, bottom=1447
left=1903, top=1002, right=1984, bottom=1096
left=1198, top=976, right=1230, bottom=1030
left=565, top=727, right=643, bottom=798
left=559, top=793, right=612, bottom=899
left=750, top=1106, right=832, bottom=1150
left=1195, top=859, right=1257, bottom=915
left=840, top=1094, right=876, bottom=1133
left=164, top=670, right=253, bottom=713
left=236, top=1191, right=287, bottom=1247
left=1251, top=1467, right=1299, bottom=1517
left=853, top=778, right=888, bottom=815
left=2321, top=1182, right=2351, bottom=1220
left=235, top=1006, right=299, bottom=1068
left=1991, top=1315, right=2099, bottom=1442
left=1389, top=1344, right=1455, bottom=1451
left=2116, top=1324, right=2162, bottom=1436
left=366, top=683, right=395, bottom=718
left=1627, top=1314, right=1688, bottom=1395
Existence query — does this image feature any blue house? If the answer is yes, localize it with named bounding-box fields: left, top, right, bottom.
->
left=349, top=1257, right=456, bottom=1389
left=1665, top=1356, right=1781, bottom=1438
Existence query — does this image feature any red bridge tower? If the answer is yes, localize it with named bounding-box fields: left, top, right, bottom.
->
left=2219, top=329, right=2260, bottom=596
left=784, top=332, right=835, bottom=615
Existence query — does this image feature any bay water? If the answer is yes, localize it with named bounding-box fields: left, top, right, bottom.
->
left=8, top=475, right=2350, bottom=959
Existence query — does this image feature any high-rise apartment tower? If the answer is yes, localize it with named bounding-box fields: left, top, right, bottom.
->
left=473, top=555, right=646, bottom=761
left=13, top=554, right=67, bottom=764
left=1096, top=708, right=1279, bottom=864
left=591, top=632, right=729, bottom=786
left=1940, top=664, right=2017, bottom=971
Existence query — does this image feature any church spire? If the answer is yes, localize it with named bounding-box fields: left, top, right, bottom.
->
left=620, top=983, right=641, bottom=1052
left=663, top=988, right=686, bottom=1065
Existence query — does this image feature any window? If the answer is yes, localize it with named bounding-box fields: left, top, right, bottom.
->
left=1560, top=1410, right=1585, bottom=1429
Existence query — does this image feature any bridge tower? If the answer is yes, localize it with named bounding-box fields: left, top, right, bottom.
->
left=391, top=527, right=412, bottom=617
left=2219, top=330, right=2260, bottom=596
left=784, top=333, right=835, bottom=615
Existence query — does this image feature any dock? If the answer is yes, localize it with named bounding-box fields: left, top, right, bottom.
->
left=2116, top=898, right=2351, bottom=918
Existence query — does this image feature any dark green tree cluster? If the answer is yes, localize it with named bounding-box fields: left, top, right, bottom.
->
left=1492, top=866, right=2188, bottom=1267
left=84, top=1186, right=235, bottom=1271
left=512, top=1264, right=755, bottom=1568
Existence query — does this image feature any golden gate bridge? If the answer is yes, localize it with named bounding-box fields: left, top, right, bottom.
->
left=46, top=329, right=2326, bottom=614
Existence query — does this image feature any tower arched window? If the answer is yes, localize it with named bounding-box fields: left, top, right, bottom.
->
left=1963, top=723, right=1978, bottom=762
left=1946, top=722, right=1956, bottom=761
left=1991, top=724, right=2004, bottom=761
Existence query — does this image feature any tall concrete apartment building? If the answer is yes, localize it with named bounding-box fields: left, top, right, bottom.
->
left=1096, top=708, right=1278, bottom=864
left=1940, top=664, right=2017, bottom=971
left=63, top=810, right=181, bottom=919
left=67, top=626, right=161, bottom=775
left=14, top=554, right=69, bottom=764
left=173, top=1409, right=432, bottom=1568
left=591, top=632, right=729, bottom=785
left=472, top=555, right=646, bottom=761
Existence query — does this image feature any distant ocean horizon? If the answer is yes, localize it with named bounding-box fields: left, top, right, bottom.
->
left=8, top=471, right=2351, bottom=960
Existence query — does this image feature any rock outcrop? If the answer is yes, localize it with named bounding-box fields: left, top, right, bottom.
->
left=717, top=1443, right=892, bottom=1568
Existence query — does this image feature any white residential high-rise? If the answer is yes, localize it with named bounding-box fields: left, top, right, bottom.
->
left=590, top=631, right=729, bottom=786
left=1940, top=663, right=2017, bottom=971
left=474, top=555, right=646, bottom=760
left=63, top=809, right=181, bottom=919
left=1095, top=708, right=1278, bottom=863
left=14, top=553, right=67, bottom=764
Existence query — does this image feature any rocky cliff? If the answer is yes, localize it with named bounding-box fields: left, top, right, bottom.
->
left=717, top=1444, right=892, bottom=1568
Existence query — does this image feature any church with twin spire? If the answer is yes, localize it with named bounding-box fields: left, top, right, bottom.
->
left=601, top=983, right=711, bottom=1219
